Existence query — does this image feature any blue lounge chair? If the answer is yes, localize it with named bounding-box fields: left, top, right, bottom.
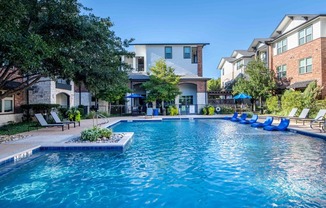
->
left=224, top=112, right=238, bottom=120
left=263, top=118, right=290, bottom=131
left=239, top=114, right=258, bottom=124
left=231, top=113, right=247, bottom=122
left=251, top=116, right=273, bottom=128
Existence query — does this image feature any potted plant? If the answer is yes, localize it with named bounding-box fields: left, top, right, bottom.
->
left=66, top=107, right=81, bottom=122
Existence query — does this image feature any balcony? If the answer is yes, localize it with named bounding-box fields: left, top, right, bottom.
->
left=55, top=82, right=72, bottom=90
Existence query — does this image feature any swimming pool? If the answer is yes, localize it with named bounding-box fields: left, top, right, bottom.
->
left=0, top=119, right=325, bottom=207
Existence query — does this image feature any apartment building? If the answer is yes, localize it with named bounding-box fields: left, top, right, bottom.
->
left=123, top=43, right=210, bottom=114
left=218, top=50, right=254, bottom=90
left=269, top=14, right=326, bottom=96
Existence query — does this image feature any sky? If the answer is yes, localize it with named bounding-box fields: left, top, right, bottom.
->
left=79, top=0, right=326, bottom=79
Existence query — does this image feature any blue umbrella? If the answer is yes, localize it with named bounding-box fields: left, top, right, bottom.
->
left=125, top=94, right=144, bottom=98
left=233, top=93, right=252, bottom=99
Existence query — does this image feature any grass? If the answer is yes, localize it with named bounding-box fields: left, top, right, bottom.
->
left=0, top=121, right=41, bottom=135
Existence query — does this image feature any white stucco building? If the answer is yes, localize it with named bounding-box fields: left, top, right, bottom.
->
left=124, top=43, right=210, bottom=115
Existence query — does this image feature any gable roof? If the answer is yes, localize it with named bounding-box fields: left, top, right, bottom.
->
left=231, top=50, right=255, bottom=58
left=248, top=38, right=273, bottom=52
left=217, top=57, right=236, bottom=70
left=270, top=14, right=320, bottom=39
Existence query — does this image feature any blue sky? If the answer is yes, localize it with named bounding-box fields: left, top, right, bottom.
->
left=79, top=0, right=326, bottom=78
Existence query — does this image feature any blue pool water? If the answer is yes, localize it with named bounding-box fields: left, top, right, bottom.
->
left=0, top=119, right=326, bottom=207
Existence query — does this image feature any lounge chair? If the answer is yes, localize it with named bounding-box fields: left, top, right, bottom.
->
left=239, top=114, right=258, bottom=124
left=34, top=113, right=66, bottom=131
left=263, top=118, right=290, bottom=131
left=291, top=108, right=310, bottom=124
left=299, top=109, right=326, bottom=126
left=50, top=111, right=78, bottom=127
left=275, top=108, right=298, bottom=120
left=146, top=108, right=153, bottom=117
left=224, top=112, right=238, bottom=120
left=251, top=116, right=273, bottom=128
left=231, top=113, right=247, bottom=122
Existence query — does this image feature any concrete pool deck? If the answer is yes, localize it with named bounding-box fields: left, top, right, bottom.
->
left=0, top=115, right=326, bottom=165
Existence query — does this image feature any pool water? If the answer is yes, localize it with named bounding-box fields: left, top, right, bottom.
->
left=0, top=119, right=325, bottom=207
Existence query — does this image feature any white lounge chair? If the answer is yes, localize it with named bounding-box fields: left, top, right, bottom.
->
left=292, top=108, right=310, bottom=124
left=34, top=113, right=66, bottom=131
left=275, top=108, right=298, bottom=120
left=50, top=111, right=78, bottom=127
left=298, top=109, right=326, bottom=126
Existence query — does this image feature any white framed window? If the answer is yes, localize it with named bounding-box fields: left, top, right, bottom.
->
left=276, top=39, right=287, bottom=54
left=165, top=46, right=172, bottom=59
left=276, top=65, right=287, bottom=79
left=236, top=60, right=242, bottom=70
left=222, top=68, right=224, bottom=75
left=183, top=46, right=191, bottom=59
left=298, top=25, right=312, bottom=45
left=0, top=90, right=14, bottom=114
left=299, top=57, right=312, bottom=74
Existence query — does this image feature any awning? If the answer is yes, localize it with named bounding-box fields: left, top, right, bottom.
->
left=2, top=81, right=21, bottom=90
left=286, top=80, right=315, bottom=89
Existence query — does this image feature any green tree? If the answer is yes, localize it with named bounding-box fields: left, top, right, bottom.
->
left=142, top=59, right=181, bottom=114
left=0, top=0, right=133, bottom=99
left=207, top=78, right=221, bottom=91
left=232, top=59, right=276, bottom=111
left=266, top=96, right=279, bottom=114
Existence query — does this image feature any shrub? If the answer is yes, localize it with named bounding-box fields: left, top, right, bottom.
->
left=220, top=106, right=234, bottom=114
left=168, top=105, right=178, bottom=116
left=81, top=126, right=113, bottom=142
left=202, top=107, right=207, bottom=115
left=207, top=105, right=215, bottom=115
left=281, top=90, right=303, bottom=116
left=266, top=96, right=279, bottom=114
left=66, top=107, right=81, bottom=122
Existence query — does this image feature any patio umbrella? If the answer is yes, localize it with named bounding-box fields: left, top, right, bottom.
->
left=125, top=94, right=144, bottom=98
left=233, top=93, right=252, bottom=99
left=125, top=94, right=144, bottom=113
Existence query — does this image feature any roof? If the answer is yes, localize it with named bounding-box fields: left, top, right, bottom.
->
left=130, top=43, right=210, bottom=47
left=217, top=57, right=236, bottom=69
left=287, top=80, right=315, bottom=89
left=247, top=38, right=273, bottom=52
left=232, top=50, right=255, bottom=58
left=270, top=14, right=322, bottom=39
left=128, top=73, right=149, bottom=80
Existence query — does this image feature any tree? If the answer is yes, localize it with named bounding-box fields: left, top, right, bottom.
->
left=142, top=59, right=181, bottom=114
left=232, top=59, right=276, bottom=111
left=0, top=0, right=133, bottom=99
left=207, top=78, right=221, bottom=91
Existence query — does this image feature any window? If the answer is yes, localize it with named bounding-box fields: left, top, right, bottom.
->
left=165, top=46, right=172, bottom=59
left=136, top=57, right=144, bottom=71
left=276, top=39, right=287, bottom=54
left=192, top=47, right=198, bottom=63
left=0, top=91, right=14, bottom=113
left=179, top=96, right=193, bottom=105
left=299, top=57, right=312, bottom=74
left=299, top=26, right=312, bottom=45
left=236, top=60, right=242, bottom=70
left=276, top=65, right=287, bottom=79
left=184, top=47, right=191, bottom=59
left=222, top=68, right=224, bottom=76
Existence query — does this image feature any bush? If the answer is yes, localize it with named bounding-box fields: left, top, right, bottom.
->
left=66, top=107, right=81, bottom=122
left=281, top=90, right=303, bottom=116
left=207, top=106, right=215, bottom=115
left=85, top=111, right=109, bottom=119
left=266, top=96, right=279, bottom=114
left=202, top=107, right=207, bottom=115
left=220, top=106, right=234, bottom=114
left=81, top=126, right=113, bottom=142
left=168, top=105, right=178, bottom=116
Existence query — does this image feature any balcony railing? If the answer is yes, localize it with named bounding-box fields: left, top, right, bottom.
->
left=55, top=82, right=72, bottom=90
